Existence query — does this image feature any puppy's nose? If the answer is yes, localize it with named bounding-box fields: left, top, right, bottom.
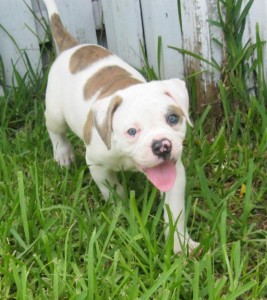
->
left=152, top=138, right=172, bottom=160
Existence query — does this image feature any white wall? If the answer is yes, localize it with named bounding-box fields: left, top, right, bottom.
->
left=0, top=0, right=266, bottom=96
left=0, top=0, right=97, bottom=89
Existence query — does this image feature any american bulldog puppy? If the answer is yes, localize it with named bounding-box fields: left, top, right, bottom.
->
left=43, top=0, right=199, bottom=253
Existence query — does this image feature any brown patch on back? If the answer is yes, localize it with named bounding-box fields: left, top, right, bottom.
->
left=84, top=66, right=143, bottom=100
left=51, top=14, right=78, bottom=53
left=70, top=45, right=112, bottom=74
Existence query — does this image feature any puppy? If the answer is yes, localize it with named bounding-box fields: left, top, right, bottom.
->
left=43, top=0, right=199, bottom=253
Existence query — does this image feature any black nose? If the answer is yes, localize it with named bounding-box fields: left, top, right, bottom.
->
left=151, top=138, right=172, bottom=160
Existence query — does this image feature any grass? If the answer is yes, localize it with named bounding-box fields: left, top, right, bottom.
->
left=0, top=0, right=267, bottom=299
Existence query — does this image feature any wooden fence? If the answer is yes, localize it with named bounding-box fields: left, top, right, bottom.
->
left=0, top=0, right=266, bottom=110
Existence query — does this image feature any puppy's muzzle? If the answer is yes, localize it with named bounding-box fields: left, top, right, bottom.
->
left=152, top=138, right=172, bottom=160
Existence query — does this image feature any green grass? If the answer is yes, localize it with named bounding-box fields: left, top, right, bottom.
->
left=0, top=69, right=266, bottom=300
left=0, top=0, right=267, bottom=298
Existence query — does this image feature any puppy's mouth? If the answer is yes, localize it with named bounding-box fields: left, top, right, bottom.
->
left=142, top=160, right=176, bottom=192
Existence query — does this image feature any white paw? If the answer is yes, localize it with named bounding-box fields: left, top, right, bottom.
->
left=54, top=144, right=74, bottom=167
left=173, top=237, right=200, bottom=255
left=188, top=239, right=200, bottom=253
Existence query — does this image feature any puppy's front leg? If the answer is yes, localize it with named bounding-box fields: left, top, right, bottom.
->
left=89, top=165, right=124, bottom=200
left=164, top=160, right=199, bottom=254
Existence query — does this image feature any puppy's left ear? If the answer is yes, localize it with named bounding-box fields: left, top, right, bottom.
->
left=163, top=78, right=193, bottom=126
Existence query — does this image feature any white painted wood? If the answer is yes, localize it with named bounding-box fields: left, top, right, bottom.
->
left=1, top=0, right=267, bottom=100
left=181, top=0, right=223, bottom=110
left=204, top=0, right=223, bottom=83
left=0, top=0, right=41, bottom=88
left=140, top=0, right=184, bottom=79
left=182, top=0, right=223, bottom=79
left=244, top=0, right=267, bottom=79
left=40, top=0, right=97, bottom=44
left=31, top=0, right=48, bottom=42
left=92, top=0, right=103, bottom=30
left=101, top=0, right=144, bottom=69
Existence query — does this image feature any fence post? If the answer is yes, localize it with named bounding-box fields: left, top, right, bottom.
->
left=140, top=0, right=184, bottom=80
left=181, top=0, right=223, bottom=114
left=101, top=0, right=144, bottom=70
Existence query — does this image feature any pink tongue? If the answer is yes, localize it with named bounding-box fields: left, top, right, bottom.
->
left=145, top=161, right=177, bottom=192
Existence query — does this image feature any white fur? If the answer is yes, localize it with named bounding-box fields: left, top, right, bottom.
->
left=42, top=0, right=59, bottom=18
left=44, top=0, right=199, bottom=254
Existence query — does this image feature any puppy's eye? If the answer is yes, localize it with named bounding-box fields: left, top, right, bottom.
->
left=127, top=128, right=137, bottom=136
left=167, top=114, right=179, bottom=125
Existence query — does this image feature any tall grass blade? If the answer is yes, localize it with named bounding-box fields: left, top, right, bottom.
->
left=141, top=259, right=180, bottom=300
left=193, top=261, right=200, bottom=300
left=17, top=171, right=30, bottom=245
left=241, top=159, right=255, bottom=236
left=169, top=46, right=219, bottom=70
left=177, top=0, right=183, bottom=35
left=157, top=36, right=162, bottom=79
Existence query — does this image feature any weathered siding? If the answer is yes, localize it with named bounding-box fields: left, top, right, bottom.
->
left=0, top=0, right=41, bottom=89
left=140, top=0, right=184, bottom=79
left=182, top=0, right=223, bottom=112
left=0, top=0, right=266, bottom=106
left=101, top=0, right=144, bottom=69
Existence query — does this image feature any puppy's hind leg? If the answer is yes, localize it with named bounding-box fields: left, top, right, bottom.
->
left=45, top=110, right=74, bottom=167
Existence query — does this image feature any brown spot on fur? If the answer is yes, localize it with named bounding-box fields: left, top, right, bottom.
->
left=84, top=66, right=143, bottom=100
left=70, top=45, right=112, bottom=74
left=83, top=110, right=94, bottom=144
left=51, top=14, right=78, bottom=53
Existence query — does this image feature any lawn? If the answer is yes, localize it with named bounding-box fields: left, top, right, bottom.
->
left=0, top=1, right=267, bottom=299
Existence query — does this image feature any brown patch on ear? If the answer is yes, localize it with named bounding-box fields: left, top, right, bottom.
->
left=70, top=45, right=112, bottom=74
left=84, top=66, right=143, bottom=100
left=51, top=14, right=78, bottom=53
left=165, top=92, right=184, bottom=117
left=83, top=110, right=94, bottom=145
left=165, top=91, right=193, bottom=126
left=167, top=105, right=184, bottom=119
left=95, top=96, right=122, bottom=150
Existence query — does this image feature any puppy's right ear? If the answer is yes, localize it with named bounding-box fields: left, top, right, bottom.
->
left=83, top=96, right=122, bottom=150
left=83, top=110, right=94, bottom=145
left=162, top=79, right=193, bottom=127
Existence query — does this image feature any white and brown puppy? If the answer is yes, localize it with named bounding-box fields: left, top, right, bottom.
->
left=43, top=0, right=199, bottom=253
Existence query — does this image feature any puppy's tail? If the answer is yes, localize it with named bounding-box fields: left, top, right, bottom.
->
left=42, top=0, right=78, bottom=55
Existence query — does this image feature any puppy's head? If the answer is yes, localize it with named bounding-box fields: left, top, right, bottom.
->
left=86, top=78, right=191, bottom=192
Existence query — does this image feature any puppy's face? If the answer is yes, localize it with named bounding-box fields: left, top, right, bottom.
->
left=88, top=78, right=191, bottom=192
left=111, top=79, right=191, bottom=191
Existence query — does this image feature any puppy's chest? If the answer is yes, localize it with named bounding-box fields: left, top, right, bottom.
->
left=92, top=154, right=137, bottom=172
left=106, top=156, right=138, bottom=172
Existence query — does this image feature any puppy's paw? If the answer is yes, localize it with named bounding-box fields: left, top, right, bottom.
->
left=54, top=144, right=75, bottom=167
left=188, top=239, right=200, bottom=254
left=173, top=238, right=200, bottom=255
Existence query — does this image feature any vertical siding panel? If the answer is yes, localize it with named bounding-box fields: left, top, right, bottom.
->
left=101, top=0, right=144, bottom=69
left=182, top=0, right=222, bottom=113
left=92, top=0, right=103, bottom=30
left=244, top=0, right=267, bottom=79
left=0, top=0, right=41, bottom=87
left=31, top=0, right=48, bottom=42
left=49, top=0, right=97, bottom=44
left=34, top=0, right=97, bottom=44
left=140, top=0, right=184, bottom=79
